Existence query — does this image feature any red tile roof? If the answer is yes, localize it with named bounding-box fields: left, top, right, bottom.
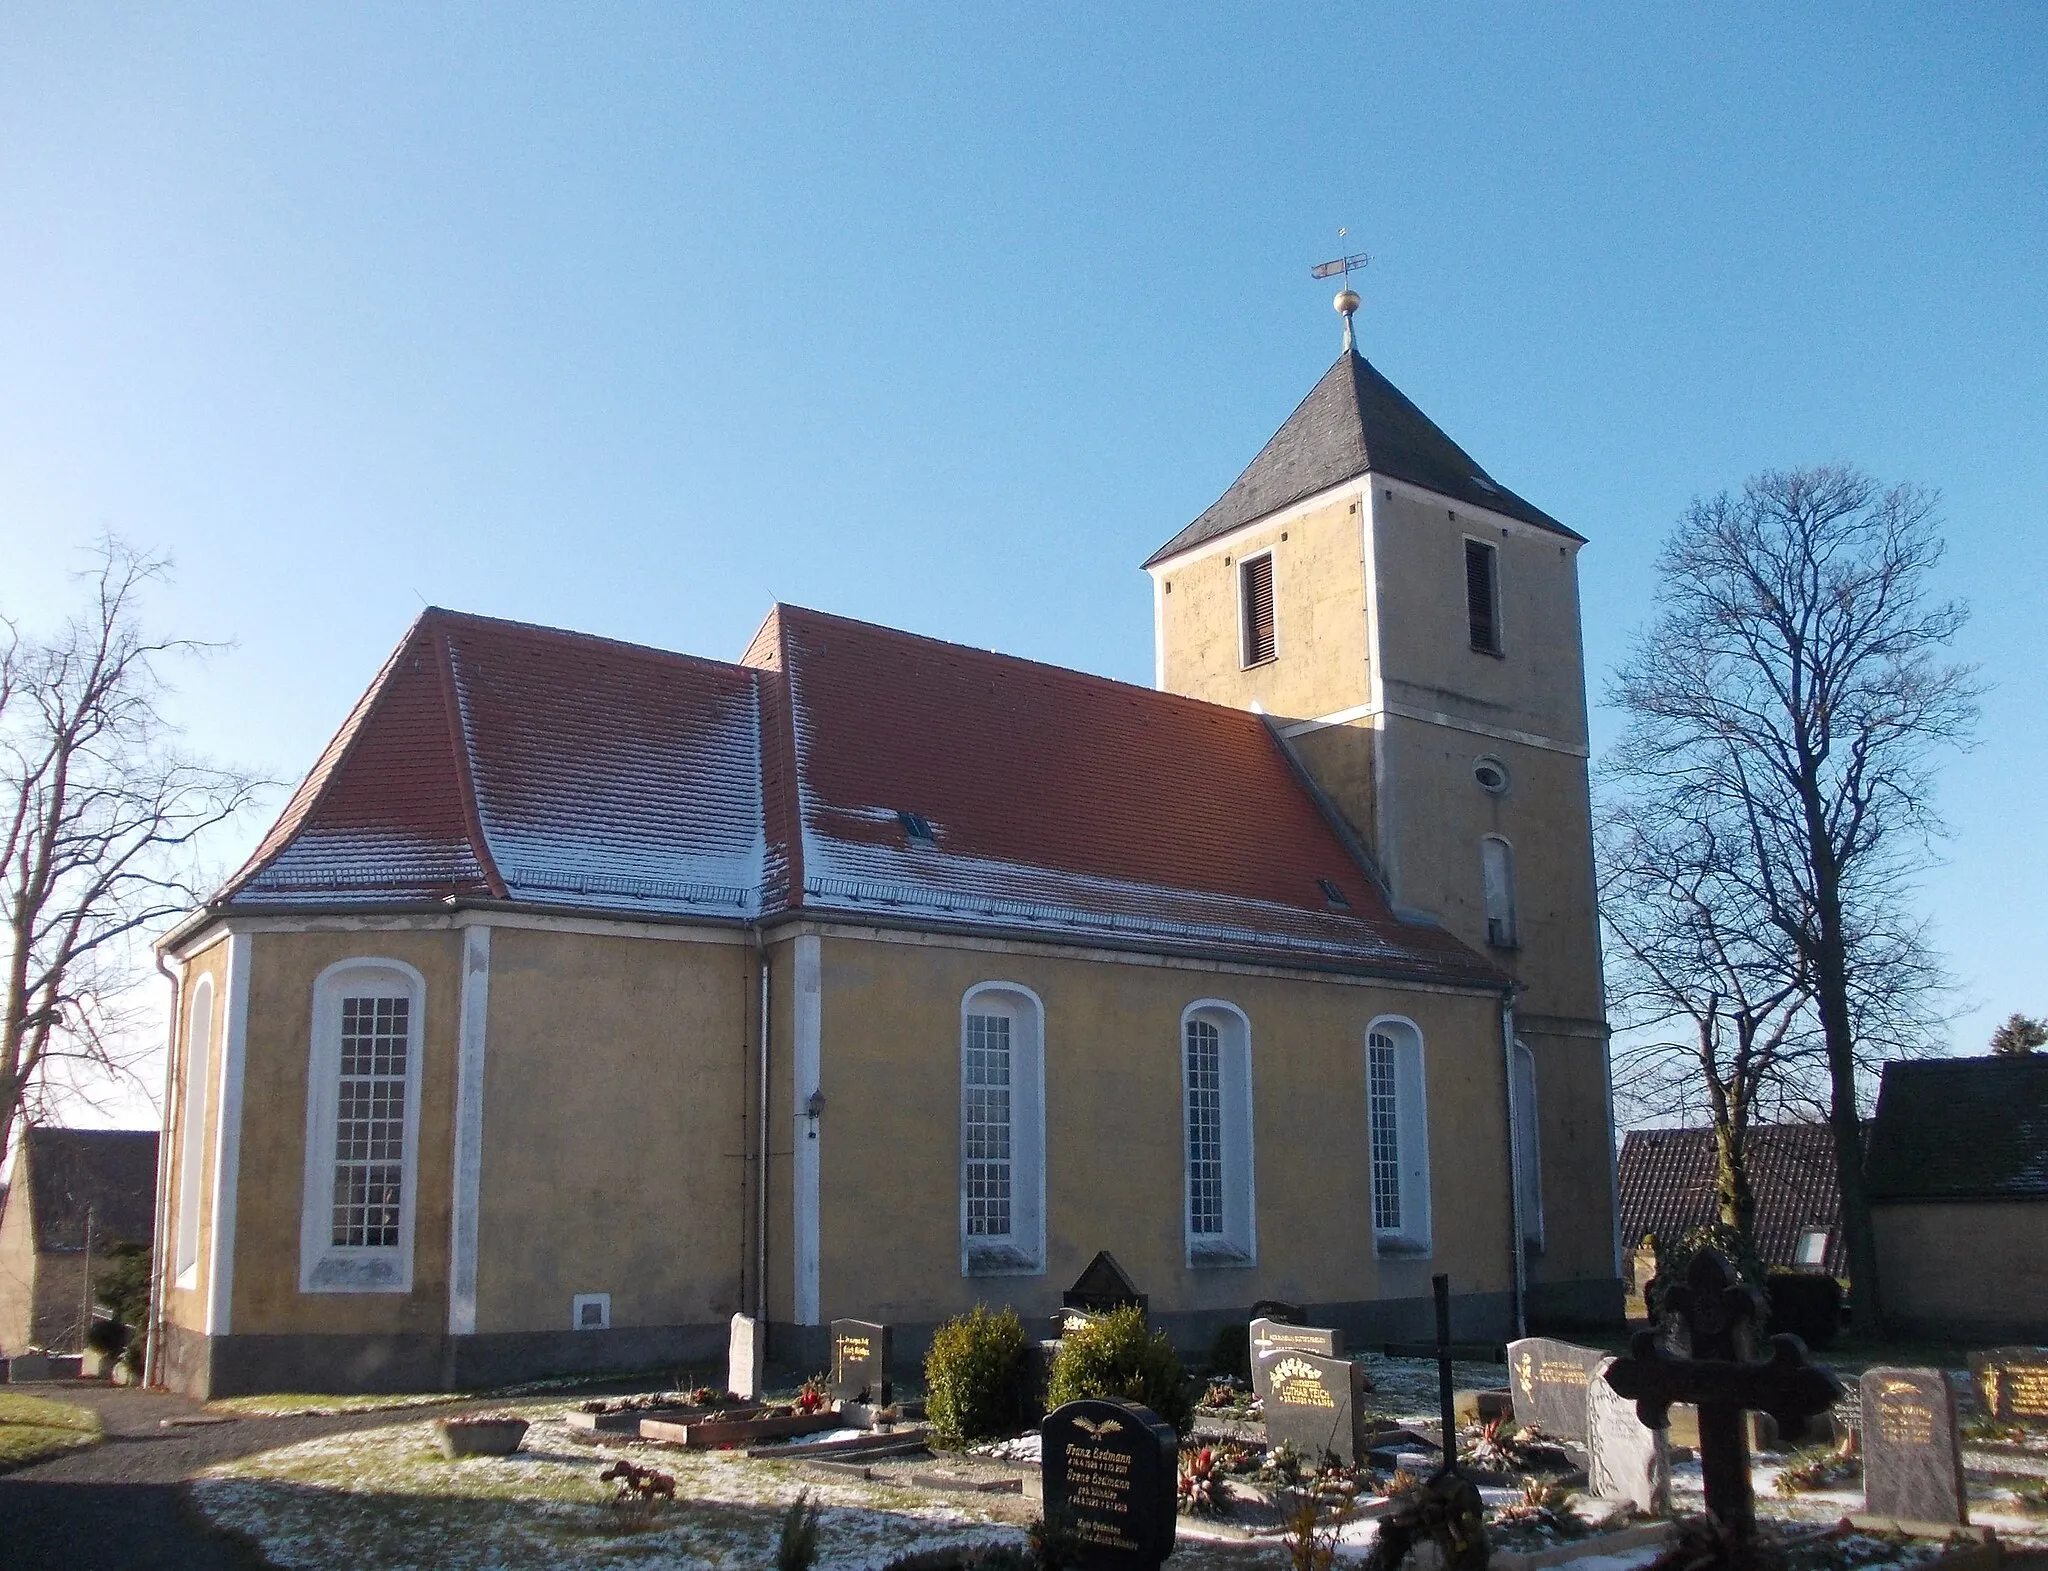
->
left=219, top=607, right=1500, bottom=986
left=1617, top=1123, right=1847, bottom=1275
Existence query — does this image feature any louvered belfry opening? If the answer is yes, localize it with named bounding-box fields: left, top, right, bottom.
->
left=1240, top=554, right=1276, bottom=665
left=1465, top=539, right=1500, bottom=654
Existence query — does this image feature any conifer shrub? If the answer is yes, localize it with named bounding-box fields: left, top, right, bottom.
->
left=1764, top=1270, right=1844, bottom=1349
left=1205, top=1323, right=1251, bottom=1382
left=1046, top=1304, right=1195, bottom=1434
left=925, top=1304, right=1034, bottom=1447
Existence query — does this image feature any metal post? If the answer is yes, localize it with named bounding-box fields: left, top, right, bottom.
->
left=1433, top=1271, right=1458, bottom=1476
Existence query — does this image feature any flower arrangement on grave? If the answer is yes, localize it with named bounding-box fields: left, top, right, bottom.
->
left=1255, top=1440, right=1306, bottom=1489
left=796, top=1376, right=829, bottom=1414
left=1639, top=1512, right=1786, bottom=1571
left=1772, top=1445, right=1859, bottom=1496
left=1489, top=1476, right=1578, bottom=1534
left=1361, top=1469, right=1490, bottom=1571
left=1176, top=1445, right=1233, bottom=1516
left=598, top=1459, right=677, bottom=1534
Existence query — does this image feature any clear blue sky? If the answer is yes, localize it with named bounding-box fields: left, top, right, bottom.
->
left=3, top=4, right=2043, bottom=1126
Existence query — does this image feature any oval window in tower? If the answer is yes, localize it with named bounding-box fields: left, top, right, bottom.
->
left=1474, top=756, right=1510, bottom=796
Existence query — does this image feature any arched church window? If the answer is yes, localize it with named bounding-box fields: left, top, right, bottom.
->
left=1182, top=1002, right=1256, bottom=1266
left=175, top=974, right=215, bottom=1284
left=960, top=983, right=1045, bottom=1276
left=299, top=958, right=425, bottom=1293
left=1366, top=1017, right=1432, bottom=1255
left=1482, top=835, right=1518, bottom=949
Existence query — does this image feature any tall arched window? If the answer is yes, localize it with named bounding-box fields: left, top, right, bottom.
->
left=960, top=983, right=1045, bottom=1276
left=1513, top=1040, right=1544, bottom=1248
left=1482, top=835, right=1518, bottom=948
left=175, top=975, right=215, bottom=1283
left=1182, top=1002, right=1255, bottom=1266
left=299, top=958, right=425, bottom=1293
left=1366, top=1016, right=1432, bottom=1255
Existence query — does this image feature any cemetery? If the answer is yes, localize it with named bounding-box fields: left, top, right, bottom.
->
left=163, top=1257, right=2048, bottom=1570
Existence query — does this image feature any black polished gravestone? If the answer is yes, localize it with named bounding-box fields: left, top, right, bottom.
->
left=829, top=1319, right=892, bottom=1405
left=1042, top=1398, right=1178, bottom=1571
left=1249, top=1318, right=1344, bottom=1405
left=1970, top=1347, right=2048, bottom=1427
left=1063, top=1252, right=1147, bottom=1319
left=1257, top=1348, right=1373, bottom=1466
left=1861, top=1367, right=1967, bottom=1527
left=1507, top=1336, right=1607, bottom=1441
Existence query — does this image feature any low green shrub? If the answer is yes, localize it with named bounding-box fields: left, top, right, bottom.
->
left=1046, top=1304, right=1194, bottom=1434
left=1764, top=1270, right=1843, bottom=1349
left=925, top=1304, right=1035, bottom=1448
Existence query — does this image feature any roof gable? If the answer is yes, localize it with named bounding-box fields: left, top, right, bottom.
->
left=1865, top=1056, right=2048, bottom=1202
left=1145, top=350, right=1577, bottom=568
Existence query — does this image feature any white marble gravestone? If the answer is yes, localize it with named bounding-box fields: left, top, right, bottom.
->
left=1587, top=1355, right=1671, bottom=1514
left=728, top=1311, right=764, bottom=1401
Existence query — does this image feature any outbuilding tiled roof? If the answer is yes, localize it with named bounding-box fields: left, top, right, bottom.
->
left=1865, top=1055, right=2048, bottom=1203
left=15, top=1128, right=159, bottom=1255
left=215, top=607, right=1501, bottom=987
left=1145, top=349, right=1578, bottom=567
left=1617, top=1123, right=1847, bottom=1274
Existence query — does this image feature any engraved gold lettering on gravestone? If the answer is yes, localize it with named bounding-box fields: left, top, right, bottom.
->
left=2012, top=1369, right=2048, bottom=1417
left=1066, top=1444, right=1138, bottom=1541
left=837, top=1335, right=870, bottom=1362
left=1875, top=1379, right=1935, bottom=1446
left=1271, top=1356, right=1336, bottom=1409
left=1516, top=1351, right=1535, bottom=1397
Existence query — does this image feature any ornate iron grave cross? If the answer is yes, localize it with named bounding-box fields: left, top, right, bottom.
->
left=1604, top=1249, right=1843, bottom=1533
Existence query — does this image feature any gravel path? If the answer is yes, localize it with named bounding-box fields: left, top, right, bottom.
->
left=0, top=1381, right=507, bottom=1570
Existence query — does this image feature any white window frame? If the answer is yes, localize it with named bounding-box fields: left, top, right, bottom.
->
left=959, top=982, right=1046, bottom=1277
left=1238, top=550, right=1278, bottom=668
left=1794, top=1227, right=1830, bottom=1268
left=572, top=1292, right=611, bottom=1330
left=1181, top=1000, right=1256, bottom=1268
left=1482, top=835, right=1518, bottom=949
left=175, top=975, right=215, bottom=1286
left=299, top=957, right=426, bottom=1294
left=1366, top=1015, right=1432, bottom=1256
left=1513, top=1039, right=1543, bottom=1249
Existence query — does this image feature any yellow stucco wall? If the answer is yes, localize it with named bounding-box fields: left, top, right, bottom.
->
left=163, top=936, right=232, bottom=1335
left=1875, top=1201, right=2048, bottom=1339
left=470, top=925, right=751, bottom=1335
left=803, top=931, right=1516, bottom=1328
left=1155, top=493, right=1370, bottom=721
left=213, top=929, right=463, bottom=1338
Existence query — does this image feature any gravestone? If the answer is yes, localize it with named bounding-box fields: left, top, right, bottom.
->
left=1248, top=1318, right=1343, bottom=1405
left=1053, top=1308, right=1102, bottom=1339
left=1587, top=1355, right=1671, bottom=1513
left=1970, top=1347, right=2048, bottom=1427
left=1063, top=1251, right=1147, bottom=1318
left=1042, top=1397, right=1178, bottom=1570
left=5, top=1351, right=56, bottom=1382
left=1257, top=1348, right=1372, bottom=1465
left=1508, top=1336, right=1607, bottom=1440
left=727, top=1311, right=764, bottom=1401
left=1860, top=1367, right=1966, bottom=1526
left=829, top=1319, right=891, bottom=1405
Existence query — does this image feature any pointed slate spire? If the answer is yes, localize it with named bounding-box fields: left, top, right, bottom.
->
left=1145, top=349, right=1579, bottom=568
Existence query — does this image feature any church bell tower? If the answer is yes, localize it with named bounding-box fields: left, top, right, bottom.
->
left=1142, top=290, right=1619, bottom=1316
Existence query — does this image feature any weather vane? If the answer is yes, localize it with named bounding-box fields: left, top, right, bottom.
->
left=1311, top=228, right=1371, bottom=351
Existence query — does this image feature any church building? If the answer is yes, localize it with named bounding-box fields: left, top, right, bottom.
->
left=151, top=311, right=1620, bottom=1396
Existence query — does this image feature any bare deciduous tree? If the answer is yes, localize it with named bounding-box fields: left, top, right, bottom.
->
left=1, top=540, right=260, bottom=1168
left=1610, top=464, right=1978, bottom=1333
left=1600, top=798, right=1813, bottom=1250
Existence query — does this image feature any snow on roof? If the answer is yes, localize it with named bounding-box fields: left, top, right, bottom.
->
left=218, top=606, right=1499, bottom=986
